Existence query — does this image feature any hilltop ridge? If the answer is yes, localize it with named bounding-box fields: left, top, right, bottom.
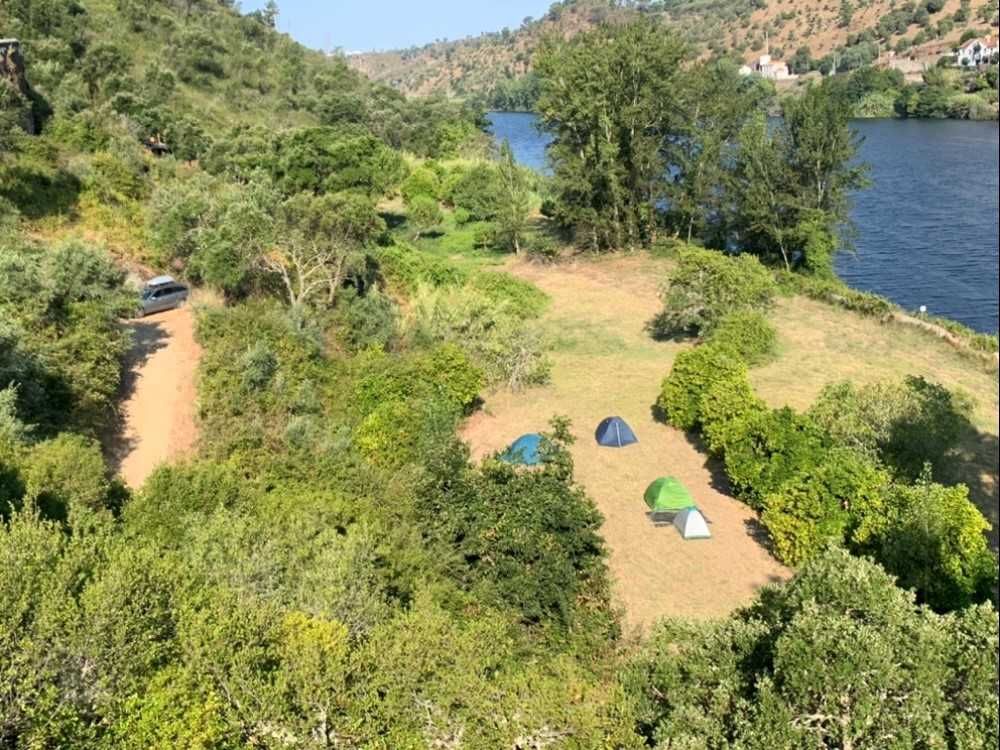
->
left=347, top=0, right=997, bottom=104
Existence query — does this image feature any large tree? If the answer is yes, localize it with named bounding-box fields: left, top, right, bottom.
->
left=733, top=82, right=869, bottom=273
left=535, top=21, right=687, bottom=251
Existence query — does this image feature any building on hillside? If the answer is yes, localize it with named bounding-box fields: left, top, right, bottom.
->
left=956, top=36, right=999, bottom=67
left=740, top=53, right=797, bottom=81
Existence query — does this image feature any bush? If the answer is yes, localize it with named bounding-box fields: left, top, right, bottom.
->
left=699, top=373, right=768, bottom=456
left=761, top=449, right=890, bottom=566
left=723, top=407, right=830, bottom=508
left=467, top=271, right=549, bottom=320
left=648, top=247, right=777, bottom=339
left=399, top=166, right=442, bottom=203
left=449, top=163, right=502, bottom=220
left=656, top=345, right=747, bottom=431
left=877, top=478, right=997, bottom=611
left=23, top=434, right=121, bottom=524
left=375, top=242, right=468, bottom=291
left=335, top=287, right=398, bottom=352
left=706, top=311, right=777, bottom=365
left=809, top=376, right=974, bottom=480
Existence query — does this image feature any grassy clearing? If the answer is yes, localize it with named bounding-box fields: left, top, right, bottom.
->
left=462, top=253, right=999, bottom=627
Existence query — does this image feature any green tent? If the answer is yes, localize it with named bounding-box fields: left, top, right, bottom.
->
left=644, top=477, right=696, bottom=513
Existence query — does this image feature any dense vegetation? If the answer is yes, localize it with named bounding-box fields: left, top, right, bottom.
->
left=1, top=2, right=997, bottom=747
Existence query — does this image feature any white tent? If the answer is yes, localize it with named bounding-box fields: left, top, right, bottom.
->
left=673, top=508, right=711, bottom=540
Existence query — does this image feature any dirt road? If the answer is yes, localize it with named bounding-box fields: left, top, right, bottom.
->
left=107, top=305, right=201, bottom=489
left=461, top=256, right=789, bottom=632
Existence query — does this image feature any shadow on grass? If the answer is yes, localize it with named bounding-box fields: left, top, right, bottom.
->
left=101, top=317, right=171, bottom=477
left=948, top=426, right=999, bottom=551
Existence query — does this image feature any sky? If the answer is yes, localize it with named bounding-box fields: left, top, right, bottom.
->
left=240, top=0, right=553, bottom=53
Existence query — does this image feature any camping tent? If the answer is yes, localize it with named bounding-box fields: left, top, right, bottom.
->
left=673, top=507, right=711, bottom=540
left=644, top=477, right=696, bottom=513
left=499, top=433, right=544, bottom=466
left=595, top=416, right=637, bottom=447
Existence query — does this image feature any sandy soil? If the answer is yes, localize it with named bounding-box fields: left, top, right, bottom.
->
left=461, top=256, right=789, bottom=632
left=106, top=305, right=201, bottom=489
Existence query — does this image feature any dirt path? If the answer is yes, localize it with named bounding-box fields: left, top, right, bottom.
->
left=106, top=306, right=201, bottom=489
left=461, top=256, right=789, bottom=632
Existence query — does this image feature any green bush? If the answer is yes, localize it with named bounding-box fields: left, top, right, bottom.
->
left=876, top=478, right=997, bottom=612
left=699, top=373, right=768, bottom=456
left=449, top=163, right=502, bottom=220
left=648, top=247, right=777, bottom=339
left=23, top=434, right=121, bottom=524
left=761, top=449, right=890, bottom=566
left=335, top=288, right=398, bottom=352
left=375, top=243, right=467, bottom=291
left=400, top=165, right=442, bottom=203
left=124, top=461, right=257, bottom=545
left=706, top=310, right=777, bottom=365
left=809, top=376, right=974, bottom=481
left=722, top=407, right=830, bottom=508
left=656, top=344, right=747, bottom=431
left=467, top=271, right=550, bottom=320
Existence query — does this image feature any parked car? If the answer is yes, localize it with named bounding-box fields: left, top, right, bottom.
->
left=139, top=275, right=189, bottom=316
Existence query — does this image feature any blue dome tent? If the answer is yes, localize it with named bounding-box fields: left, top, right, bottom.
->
left=499, top=433, right=544, bottom=466
left=594, top=416, right=637, bottom=447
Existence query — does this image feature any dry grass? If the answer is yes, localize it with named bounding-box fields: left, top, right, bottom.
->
left=461, top=253, right=1000, bottom=631
left=462, top=254, right=791, bottom=633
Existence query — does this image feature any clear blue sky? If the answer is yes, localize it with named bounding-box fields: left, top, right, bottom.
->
left=241, top=0, right=552, bottom=53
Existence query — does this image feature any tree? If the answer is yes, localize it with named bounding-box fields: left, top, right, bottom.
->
left=733, top=83, right=869, bottom=273
left=405, top=194, right=443, bottom=240
left=493, top=140, right=531, bottom=253
left=258, top=192, right=382, bottom=309
left=667, top=61, right=771, bottom=245
left=535, top=21, right=688, bottom=250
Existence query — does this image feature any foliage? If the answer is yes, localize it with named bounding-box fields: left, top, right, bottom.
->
left=761, top=448, right=890, bottom=566
left=536, top=21, right=688, bottom=250
left=467, top=270, right=549, bottom=319
left=648, top=247, right=777, bottom=338
left=493, top=139, right=533, bottom=254
left=722, top=407, right=830, bottom=508
left=625, top=546, right=998, bottom=748
left=699, top=372, right=768, bottom=456
left=809, top=376, right=975, bottom=480
left=656, top=344, right=747, bottom=431
left=706, top=310, right=777, bottom=365
left=404, top=193, right=443, bottom=240
left=877, top=478, right=998, bottom=611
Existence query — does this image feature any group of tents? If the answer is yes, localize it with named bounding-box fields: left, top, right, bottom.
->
left=499, top=416, right=711, bottom=540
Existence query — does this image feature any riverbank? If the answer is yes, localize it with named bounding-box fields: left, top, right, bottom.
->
left=488, top=112, right=1000, bottom=334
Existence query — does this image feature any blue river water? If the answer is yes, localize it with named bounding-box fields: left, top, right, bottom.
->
left=487, top=112, right=1000, bottom=333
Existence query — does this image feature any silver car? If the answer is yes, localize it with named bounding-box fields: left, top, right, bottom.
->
left=139, top=275, right=189, bottom=316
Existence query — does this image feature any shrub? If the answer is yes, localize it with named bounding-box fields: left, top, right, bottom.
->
left=723, top=407, right=829, bottom=508
left=467, top=271, right=549, bottom=320
left=809, top=376, right=974, bottom=481
left=335, top=287, right=398, bottom=352
left=877, top=478, right=997, bottom=611
left=400, top=166, right=442, bottom=203
left=706, top=311, right=777, bottom=365
left=656, top=345, right=746, bottom=431
left=449, top=163, right=502, bottom=220
left=124, top=461, right=256, bottom=545
left=23, top=434, right=120, bottom=524
left=375, top=243, right=468, bottom=291
left=353, top=396, right=457, bottom=468
left=699, top=374, right=768, bottom=456
left=648, top=247, right=777, bottom=339
left=761, top=449, right=890, bottom=566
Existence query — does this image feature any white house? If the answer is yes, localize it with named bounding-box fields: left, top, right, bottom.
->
left=956, top=36, right=999, bottom=67
left=740, top=53, right=796, bottom=81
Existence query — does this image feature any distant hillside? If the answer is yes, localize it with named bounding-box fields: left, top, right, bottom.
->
left=347, top=0, right=998, bottom=105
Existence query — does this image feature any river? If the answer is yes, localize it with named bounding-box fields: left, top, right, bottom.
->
left=487, top=112, right=1000, bottom=334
